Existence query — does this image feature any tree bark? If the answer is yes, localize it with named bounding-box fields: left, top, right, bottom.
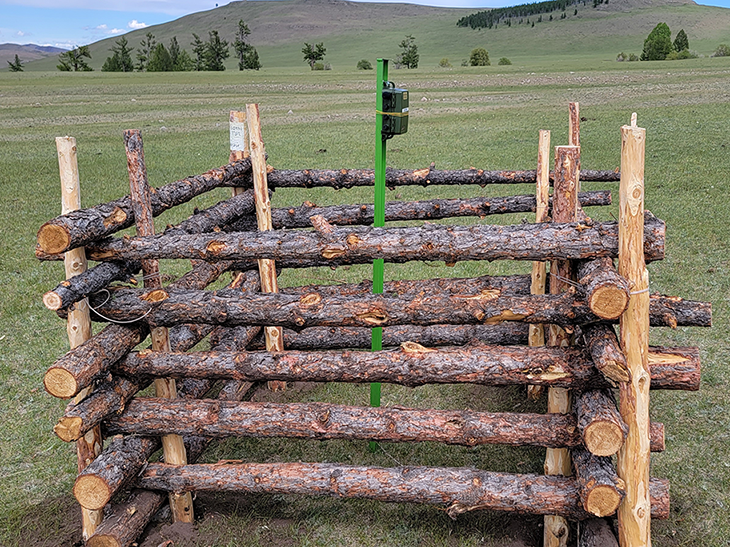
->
left=572, top=448, right=625, bottom=517
left=581, top=324, right=630, bottom=384
left=578, top=519, right=619, bottom=547
left=574, top=390, right=628, bottom=457
left=37, top=158, right=253, bottom=255
left=133, top=461, right=669, bottom=520
left=257, top=166, right=620, bottom=190
left=646, top=346, right=701, bottom=390
left=576, top=258, right=630, bottom=321
left=88, top=285, right=709, bottom=332
left=116, top=344, right=699, bottom=391
left=81, top=214, right=667, bottom=265
left=164, top=189, right=255, bottom=237
left=86, top=488, right=164, bottom=547
left=43, top=261, right=141, bottom=311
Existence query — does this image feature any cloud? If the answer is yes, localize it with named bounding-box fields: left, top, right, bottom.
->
left=128, top=20, right=147, bottom=29
left=17, top=30, right=26, bottom=36
left=110, top=28, right=125, bottom=34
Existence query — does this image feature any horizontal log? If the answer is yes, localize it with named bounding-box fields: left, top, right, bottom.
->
left=164, top=189, right=255, bottom=237
left=572, top=448, right=625, bottom=517
left=582, top=324, right=630, bottom=384
left=259, top=166, right=621, bottom=190
left=43, top=261, right=141, bottom=311
left=90, top=284, right=710, bottom=332
left=86, top=488, right=163, bottom=547
left=646, top=346, right=702, bottom=391
left=574, top=390, right=628, bottom=457
left=81, top=214, right=666, bottom=264
left=227, top=191, right=612, bottom=232
left=37, top=159, right=253, bottom=255
left=576, top=258, right=630, bottom=321
left=579, top=518, right=619, bottom=547
left=117, top=344, right=699, bottom=391
left=135, top=461, right=668, bottom=520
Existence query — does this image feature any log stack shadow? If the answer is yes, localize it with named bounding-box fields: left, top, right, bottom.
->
left=37, top=110, right=709, bottom=547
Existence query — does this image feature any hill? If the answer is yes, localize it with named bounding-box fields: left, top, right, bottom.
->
left=0, top=43, right=66, bottom=67
left=20, top=0, right=730, bottom=71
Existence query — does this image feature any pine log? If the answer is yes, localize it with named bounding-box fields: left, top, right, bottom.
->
left=163, top=189, right=255, bottom=237
left=134, top=461, right=669, bottom=520
left=579, top=519, right=619, bottom=547
left=254, top=323, right=529, bottom=351
left=86, top=284, right=708, bottom=333
left=576, top=259, right=630, bottom=321
left=646, top=346, right=701, bottom=390
left=86, top=488, right=163, bottom=547
left=81, top=214, right=667, bottom=264
left=581, top=324, right=630, bottom=384
left=227, top=191, right=612, bottom=232
left=258, top=166, right=620, bottom=190
left=574, top=390, right=628, bottom=457
left=116, top=344, right=699, bottom=391
left=36, top=158, right=253, bottom=255
left=572, top=448, right=625, bottom=517
left=43, top=261, right=141, bottom=312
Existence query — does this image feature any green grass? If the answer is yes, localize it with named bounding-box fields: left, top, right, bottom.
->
left=1, top=58, right=729, bottom=546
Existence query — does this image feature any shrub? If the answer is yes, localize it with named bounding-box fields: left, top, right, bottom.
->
left=439, top=58, right=452, bottom=68
left=616, top=52, right=627, bottom=62
left=469, top=48, right=490, bottom=66
left=357, top=59, right=373, bottom=70
left=313, top=61, right=325, bottom=70
left=498, top=57, right=512, bottom=65
left=712, top=44, right=730, bottom=57
left=677, top=49, right=698, bottom=59
left=666, top=50, right=679, bottom=61
left=629, top=53, right=639, bottom=61
left=461, top=59, right=469, bottom=66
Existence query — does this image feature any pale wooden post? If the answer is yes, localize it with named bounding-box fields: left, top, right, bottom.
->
left=544, top=145, right=580, bottom=547
left=56, top=136, right=104, bottom=540
left=230, top=110, right=249, bottom=196
left=569, top=102, right=580, bottom=190
left=617, top=116, right=651, bottom=547
left=527, top=129, right=551, bottom=401
left=124, top=129, right=194, bottom=523
left=246, top=104, right=286, bottom=391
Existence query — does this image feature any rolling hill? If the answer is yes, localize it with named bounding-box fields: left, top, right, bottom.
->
left=0, top=43, right=66, bottom=67
left=18, top=0, right=730, bottom=71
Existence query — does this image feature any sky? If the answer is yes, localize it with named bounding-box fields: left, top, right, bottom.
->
left=2, top=0, right=730, bottom=49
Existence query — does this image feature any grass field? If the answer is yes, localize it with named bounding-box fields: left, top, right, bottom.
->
left=1, top=58, right=729, bottom=546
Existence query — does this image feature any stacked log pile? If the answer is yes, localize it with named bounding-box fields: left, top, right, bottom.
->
left=36, top=106, right=709, bottom=547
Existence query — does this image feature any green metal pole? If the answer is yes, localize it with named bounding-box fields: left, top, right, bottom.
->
left=370, top=58, right=388, bottom=452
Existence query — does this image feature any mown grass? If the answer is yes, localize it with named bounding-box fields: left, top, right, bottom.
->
left=0, top=59, right=729, bottom=546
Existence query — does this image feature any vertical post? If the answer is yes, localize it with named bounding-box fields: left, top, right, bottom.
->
left=370, top=58, right=388, bottom=450
left=527, top=129, right=551, bottom=401
left=246, top=104, right=287, bottom=392
left=569, top=101, right=581, bottom=192
left=124, top=129, right=194, bottom=523
left=229, top=110, right=249, bottom=196
left=617, top=116, right=651, bottom=547
left=544, top=145, right=580, bottom=547
left=56, top=136, right=104, bottom=540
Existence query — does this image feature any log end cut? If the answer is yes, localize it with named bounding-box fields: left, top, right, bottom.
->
left=588, top=286, right=629, bottom=321
left=53, top=416, right=83, bottom=442
left=86, top=535, right=122, bottom=547
left=74, top=474, right=113, bottom=511
left=37, top=223, right=72, bottom=255
left=42, top=291, right=64, bottom=311
left=44, top=367, right=78, bottom=399
left=585, top=484, right=623, bottom=517
left=584, top=421, right=626, bottom=457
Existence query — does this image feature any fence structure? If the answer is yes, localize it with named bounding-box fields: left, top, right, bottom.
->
left=38, top=104, right=710, bottom=547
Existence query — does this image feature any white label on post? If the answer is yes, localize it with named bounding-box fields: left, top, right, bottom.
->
left=230, top=121, right=246, bottom=152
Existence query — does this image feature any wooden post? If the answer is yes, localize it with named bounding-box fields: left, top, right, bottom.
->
left=528, top=129, right=551, bottom=401
left=616, top=115, right=651, bottom=547
left=230, top=110, right=249, bottom=195
left=246, top=104, right=286, bottom=391
left=544, top=145, right=580, bottom=547
left=56, top=136, right=104, bottom=540
left=569, top=102, right=580, bottom=191
left=124, top=129, right=194, bottom=523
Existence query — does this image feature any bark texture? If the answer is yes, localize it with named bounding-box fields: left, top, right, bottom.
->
left=116, top=344, right=699, bottom=391
left=86, top=488, right=164, bottom=547
left=37, top=159, right=253, bottom=255
left=82, top=214, right=667, bottom=265
left=574, top=390, right=628, bottom=457
left=134, top=462, right=669, bottom=520
left=581, top=324, right=630, bottom=384
left=576, top=258, right=630, bottom=321
left=572, top=448, right=626, bottom=517
left=578, top=519, right=619, bottom=547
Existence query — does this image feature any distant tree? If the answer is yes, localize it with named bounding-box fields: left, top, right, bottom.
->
left=7, top=54, right=23, bottom=72
left=498, top=57, right=512, bottom=65
left=204, top=30, right=229, bottom=71
left=169, top=36, right=181, bottom=68
left=148, top=43, right=173, bottom=72
left=470, top=47, right=490, bottom=66
left=641, top=23, right=673, bottom=61
left=399, top=35, right=419, bottom=68
left=673, top=29, right=689, bottom=52
left=357, top=59, right=373, bottom=70
left=136, top=32, right=157, bottom=71
left=192, top=33, right=207, bottom=71
left=712, top=43, right=730, bottom=57
left=102, top=36, right=134, bottom=72
left=302, top=42, right=326, bottom=69
left=234, top=20, right=261, bottom=70
left=174, top=49, right=195, bottom=71
left=57, top=46, right=93, bottom=71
